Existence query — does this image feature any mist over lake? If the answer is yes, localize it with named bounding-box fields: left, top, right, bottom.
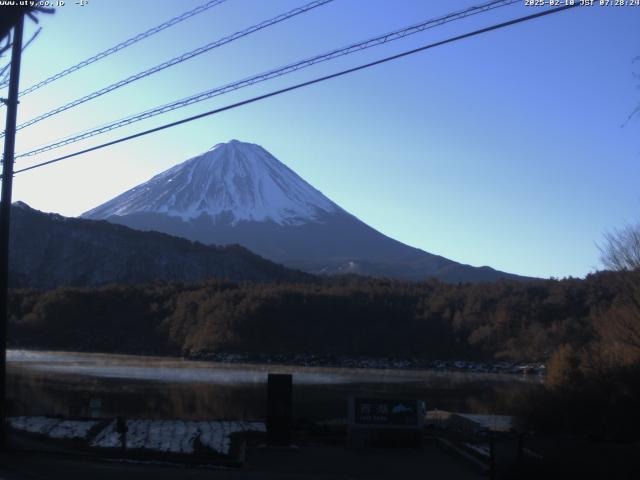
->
left=7, top=350, right=540, bottom=422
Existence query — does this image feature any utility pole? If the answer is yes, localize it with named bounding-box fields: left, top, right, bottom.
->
left=0, top=12, right=24, bottom=449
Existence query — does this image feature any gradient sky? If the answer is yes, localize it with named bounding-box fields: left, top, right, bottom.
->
left=1, top=0, right=639, bottom=279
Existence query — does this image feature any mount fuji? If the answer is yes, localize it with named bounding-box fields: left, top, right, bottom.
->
left=83, top=140, right=526, bottom=282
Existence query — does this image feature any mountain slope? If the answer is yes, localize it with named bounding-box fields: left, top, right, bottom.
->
left=84, top=140, right=339, bottom=225
left=9, top=202, right=311, bottom=290
left=83, top=140, right=529, bottom=283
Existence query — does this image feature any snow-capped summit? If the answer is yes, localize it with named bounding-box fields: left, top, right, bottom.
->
left=83, top=140, right=528, bottom=283
left=83, top=140, right=339, bottom=225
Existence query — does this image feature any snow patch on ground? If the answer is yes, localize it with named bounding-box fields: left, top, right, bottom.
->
left=9, top=416, right=98, bottom=439
left=90, top=420, right=120, bottom=448
left=92, top=419, right=265, bottom=455
left=457, top=413, right=514, bottom=432
left=49, top=420, right=99, bottom=439
left=10, top=416, right=265, bottom=456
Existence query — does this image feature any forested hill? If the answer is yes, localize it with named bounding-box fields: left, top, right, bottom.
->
left=9, top=202, right=312, bottom=289
left=8, top=270, right=634, bottom=363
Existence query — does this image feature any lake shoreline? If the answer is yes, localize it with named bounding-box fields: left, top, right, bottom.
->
left=6, top=349, right=542, bottom=420
left=7, top=348, right=546, bottom=378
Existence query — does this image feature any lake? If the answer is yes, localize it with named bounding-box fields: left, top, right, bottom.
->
left=6, top=350, right=542, bottom=422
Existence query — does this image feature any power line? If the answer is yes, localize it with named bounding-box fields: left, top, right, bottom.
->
left=3, top=0, right=334, bottom=138
left=11, top=3, right=578, bottom=177
left=16, top=0, right=229, bottom=96
left=15, top=0, right=519, bottom=159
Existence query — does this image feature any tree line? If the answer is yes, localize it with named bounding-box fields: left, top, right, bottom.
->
left=8, top=265, right=640, bottom=440
left=7, top=271, right=633, bottom=363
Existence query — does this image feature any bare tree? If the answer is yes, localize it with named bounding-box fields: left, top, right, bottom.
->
left=595, top=221, right=640, bottom=366
left=599, top=222, right=640, bottom=272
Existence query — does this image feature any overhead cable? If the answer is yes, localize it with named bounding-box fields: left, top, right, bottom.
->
left=15, top=0, right=518, bottom=157
left=12, top=3, right=578, bottom=176
left=4, top=0, right=334, bottom=138
left=17, top=0, right=229, bottom=96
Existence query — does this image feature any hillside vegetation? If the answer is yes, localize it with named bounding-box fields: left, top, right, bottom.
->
left=9, top=269, right=640, bottom=440
left=7, top=271, right=632, bottom=362
left=9, top=202, right=312, bottom=289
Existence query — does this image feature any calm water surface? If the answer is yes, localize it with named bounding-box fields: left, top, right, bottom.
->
left=7, top=350, right=541, bottom=422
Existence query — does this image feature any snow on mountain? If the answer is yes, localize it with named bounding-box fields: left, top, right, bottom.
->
left=83, top=140, right=339, bottom=226
left=83, top=139, right=530, bottom=283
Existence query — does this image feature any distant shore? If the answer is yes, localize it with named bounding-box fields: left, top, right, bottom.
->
left=7, top=348, right=546, bottom=377
left=191, top=351, right=547, bottom=376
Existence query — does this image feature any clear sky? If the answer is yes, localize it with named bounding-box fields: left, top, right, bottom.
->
left=1, top=0, right=639, bottom=279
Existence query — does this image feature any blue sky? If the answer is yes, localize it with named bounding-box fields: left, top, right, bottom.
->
left=2, top=0, right=639, bottom=279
